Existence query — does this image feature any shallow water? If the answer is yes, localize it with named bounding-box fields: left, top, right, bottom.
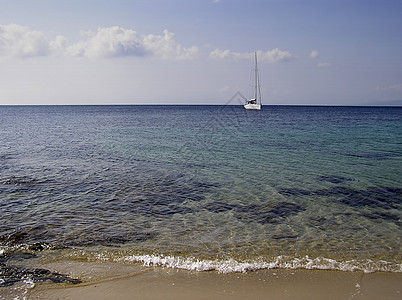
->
left=0, top=105, right=401, bottom=290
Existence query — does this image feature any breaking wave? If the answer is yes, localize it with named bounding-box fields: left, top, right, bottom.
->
left=93, top=253, right=402, bottom=274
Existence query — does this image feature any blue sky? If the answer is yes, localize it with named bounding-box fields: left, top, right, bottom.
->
left=1, top=0, right=401, bottom=105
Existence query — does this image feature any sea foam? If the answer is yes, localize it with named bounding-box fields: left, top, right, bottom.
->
left=114, top=254, right=402, bottom=274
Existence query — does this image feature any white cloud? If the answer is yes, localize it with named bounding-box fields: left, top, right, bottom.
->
left=49, top=35, right=68, bottom=53
left=66, top=26, right=146, bottom=59
left=142, top=29, right=199, bottom=60
left=219, top=85, right=230, bottom=92
left=317, top=62, right=331, bottom=68
left=376, top=83, right=402, bottom=91
left=0, top=24, right=52, bottom=58
left=0, top=24, right=199, bottom=61
left=260, top=48, right=295, bottom=62
left=67, top=27, right=199, bottom=60
left=209, top=49, right=234, bottom=59
left=209, top=48, right=295, bottom=63
left=310, top=50, right=319, bottom=58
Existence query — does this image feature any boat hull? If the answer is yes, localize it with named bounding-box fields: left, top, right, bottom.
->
left=244, top=103, right=261, bottom=110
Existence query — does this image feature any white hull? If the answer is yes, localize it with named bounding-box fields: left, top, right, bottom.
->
left=244, top=103, right=261, bottom=110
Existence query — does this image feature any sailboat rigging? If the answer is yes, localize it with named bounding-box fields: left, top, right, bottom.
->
left=244, top=52, right=262, bottom=110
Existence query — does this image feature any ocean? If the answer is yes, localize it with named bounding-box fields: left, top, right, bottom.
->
left=0, top=105, right=401, bottom=293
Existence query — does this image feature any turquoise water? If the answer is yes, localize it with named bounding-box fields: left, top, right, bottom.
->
left=0, top=105, right=401, bottom=287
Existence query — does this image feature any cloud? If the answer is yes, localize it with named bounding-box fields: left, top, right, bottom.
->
left=49, top=35, right=68, bottom=53
left=66, top=26, right=146, bottom=58
left=310, top=50, right=319, bottom=58
left=376, top=83, right=402, bottom=92
left=219, top=85, right=230, bottom=92
left=0, top=24, right=52, bottom=58
left=0, top=24, right=199, bottom=61
left=260, top=48, right=295, bottom=62
left=142, top=29, right=199, bottom=60
left=67, top=26, right=199, bottom=60
left=209, top=48, right=295, bottom=62
left=317, top=62, right=331, bottom=68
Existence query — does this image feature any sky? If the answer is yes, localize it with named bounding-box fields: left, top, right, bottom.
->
left=0, top=0, right=401, bottom=105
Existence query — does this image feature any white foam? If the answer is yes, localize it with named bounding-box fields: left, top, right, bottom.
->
left=21, top=278, right=35, bottom=289
left=82, top=250, right=402, bottom=274
left=116, top=254, right=402, bottom=274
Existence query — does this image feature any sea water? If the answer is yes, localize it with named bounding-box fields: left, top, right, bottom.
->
left=0, top=105, right=401, bottom=289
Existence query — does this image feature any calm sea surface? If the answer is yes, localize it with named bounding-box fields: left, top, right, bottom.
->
left=1, top=105, right=401, bottom=288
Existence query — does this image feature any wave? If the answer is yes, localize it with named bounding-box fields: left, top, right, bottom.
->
left=93, top=253, right=402, bottom=274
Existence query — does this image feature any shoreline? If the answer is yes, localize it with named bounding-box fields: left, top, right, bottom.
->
left=27, top=262, right=402, bottom=300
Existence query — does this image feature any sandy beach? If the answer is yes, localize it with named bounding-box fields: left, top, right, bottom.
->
left=26, top=261, right=401, bottom=300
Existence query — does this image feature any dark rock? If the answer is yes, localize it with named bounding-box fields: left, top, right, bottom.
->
left=317, top=175, right=354, bottom=184
left=204, top=201, right=239, bottom=213
left=0, top=232, right=28, bottom=246
left=277, top=188, right=312, bottom=196
left=337, top=187, right=401, bottom=209
left=204, top=201, right=305, bottom=225
left=362, top=211, right=400, bottom=223
left=271, top=234, right=299, bottom=240
left=278, top=184, right=402, bottom=211
left=0, top=265, right=82, bottom=287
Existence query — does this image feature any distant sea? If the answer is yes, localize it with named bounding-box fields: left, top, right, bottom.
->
left=1, top=105, right=401, bottom=289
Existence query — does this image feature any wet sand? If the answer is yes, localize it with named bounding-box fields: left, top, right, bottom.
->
left=28, top=262, right=401, bottom=300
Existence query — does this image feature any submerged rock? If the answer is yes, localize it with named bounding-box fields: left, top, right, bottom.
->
left=278, top=185, right=402, bottom=210
left=0, top=264, right=82, bottom=287
left=204, top=201, right=305, bottom=225
left=317, top=175, right=354, bottom=184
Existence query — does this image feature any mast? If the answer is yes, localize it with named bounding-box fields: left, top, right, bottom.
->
left=254, top=52, right=258, bottom=101
left=257, top=69, right=262, bottom=105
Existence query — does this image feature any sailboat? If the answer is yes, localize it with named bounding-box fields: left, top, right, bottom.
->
left=244, top=52, right=262, bottom=110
